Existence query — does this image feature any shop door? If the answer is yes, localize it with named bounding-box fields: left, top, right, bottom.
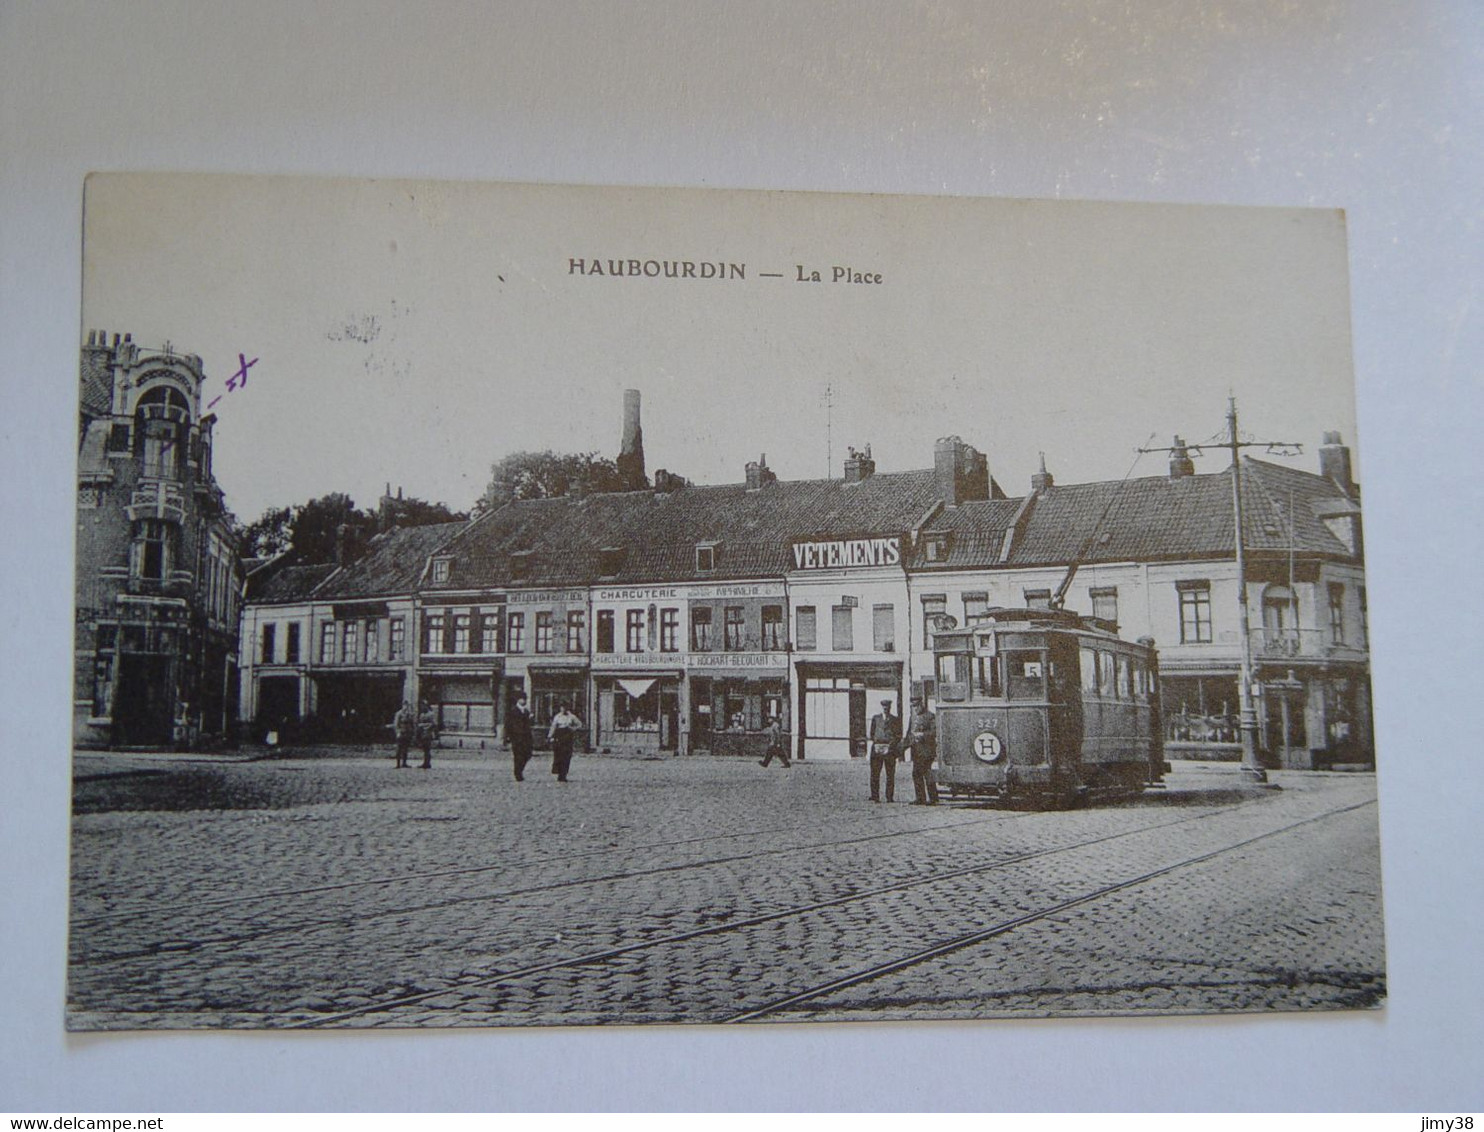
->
left=114, top=654, right=174, bottom=747
left=849, top=687, right=868, bottom=757
left=660, top=688, right=680, bottom=751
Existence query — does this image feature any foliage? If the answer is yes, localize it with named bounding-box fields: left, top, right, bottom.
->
left=477, top=450, right=629, bottom=512
left=240, top=491, right=468, bottom=562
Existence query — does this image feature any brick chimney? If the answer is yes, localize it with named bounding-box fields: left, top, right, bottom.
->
left=616, top=388, right=646, bottom=490
left=1168, top=436, right=1195, bottom=479
left=745, top=453, right=777, bottom=490
left=1031, top=452, right=1054, bottom=493
left=934, top=436, right=990, bottom=506
left=843, top=444, right=875, bottom=484
left=1319, top=431, right=1355, bottom=496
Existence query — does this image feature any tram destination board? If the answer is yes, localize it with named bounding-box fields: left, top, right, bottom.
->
left=68, top=174, right=1383, bottom=1029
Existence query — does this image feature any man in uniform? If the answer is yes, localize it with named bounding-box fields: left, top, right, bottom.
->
left=758, top=714, right=790, bottom=768
left=868, top=698, right=901, bottom=802
left=904, top=697, right=940, bottom=805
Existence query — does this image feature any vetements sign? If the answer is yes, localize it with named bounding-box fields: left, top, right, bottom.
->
left=791, top=537, right=902, bottom=571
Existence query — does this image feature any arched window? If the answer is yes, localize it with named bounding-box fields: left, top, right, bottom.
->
left=134, top=385, right=191, bottom=480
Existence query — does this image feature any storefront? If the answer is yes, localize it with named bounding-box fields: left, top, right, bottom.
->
left=686, top=653, right=790, bottom=758
left=507, top=663, right=590, bottom=750
left=593, top=669, right=682, bottom=754
left=796, top=661, right=904, bottom=761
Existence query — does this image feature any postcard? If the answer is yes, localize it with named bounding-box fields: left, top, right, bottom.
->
left=69, top=174, right=1382, bottom=1028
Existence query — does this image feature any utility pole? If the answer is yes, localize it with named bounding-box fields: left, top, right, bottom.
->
left=824, top=382, right=834, bottom=479
left=1142, top=397, right=1302, bottom=783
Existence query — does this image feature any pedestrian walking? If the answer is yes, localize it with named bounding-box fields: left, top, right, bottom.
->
left=868, top=698, right=902, bottom=802
left=758, top=715, right=791, bottom=768
left=416, top=701, right=437, bottom=769
left=904, top=698, right=940, bottom=805
left=548, top=702, right=583, bottom=782
left=392, top=700, right=414, bottom=768
left=507, top=694, right=534, bottom=781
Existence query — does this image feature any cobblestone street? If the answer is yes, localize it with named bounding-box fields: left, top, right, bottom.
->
left=67, top=748, right=1385, bottom=1029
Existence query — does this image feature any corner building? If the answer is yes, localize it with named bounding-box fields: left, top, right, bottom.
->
left=74, top=332, right=243, bottom=748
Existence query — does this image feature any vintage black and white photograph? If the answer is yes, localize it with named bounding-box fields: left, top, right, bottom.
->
left=68, top=172, right=1384, bottom=1030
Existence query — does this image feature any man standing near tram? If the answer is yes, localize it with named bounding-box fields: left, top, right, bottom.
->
left=903, top=697, right=940, bottom=805
left=868, top=698, right=902, bottom=803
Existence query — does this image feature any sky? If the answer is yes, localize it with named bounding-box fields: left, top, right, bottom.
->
left=82, top=173, right=1359, bottom=522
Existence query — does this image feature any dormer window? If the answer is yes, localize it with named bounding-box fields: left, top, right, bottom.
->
left=598, top=547, right=626, bottom=578
left=508, top=550, right=532, bottom=580
left=922, top=532, right=951, bottom=563
left=696, top=542, right=720, bottom=572
left=430, top=558, right=451, bottom=584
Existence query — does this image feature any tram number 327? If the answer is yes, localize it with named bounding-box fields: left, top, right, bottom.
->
left=973, top=731, right=1005, bottom=763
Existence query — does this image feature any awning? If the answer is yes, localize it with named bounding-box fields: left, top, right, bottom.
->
left=617, top=677, right=657, bottom=699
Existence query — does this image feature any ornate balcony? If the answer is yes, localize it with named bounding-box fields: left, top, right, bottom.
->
left=127, top=480, right=186, bottom=524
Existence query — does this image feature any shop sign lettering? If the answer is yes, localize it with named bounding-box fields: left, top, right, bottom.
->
left=687, top=652, right=787, bottom=669
left=791, top=537, right=901, bottom=570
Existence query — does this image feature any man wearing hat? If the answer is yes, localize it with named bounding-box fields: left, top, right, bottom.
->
left=904, top=697, right=940, bottom=805
left=867, top=697, right=902, bottom=802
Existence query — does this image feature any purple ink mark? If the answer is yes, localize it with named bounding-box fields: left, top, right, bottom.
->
left=225, top=353, right=258, bottom=392
left=207, top=396, right=222, bottom=409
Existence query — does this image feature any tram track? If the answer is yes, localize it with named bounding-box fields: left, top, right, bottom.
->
left=283, top=796, right=1299, bottom=1028
left=722, top=798, right=1379, bottom=1022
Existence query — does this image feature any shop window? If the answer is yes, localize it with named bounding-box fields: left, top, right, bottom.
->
left=567, top=610, right=585, bottom=653
left=535, top=611, right=552, bottom=653
left=724, top=607, right=745, bottom=651
left=1090, top=587, right=1118, bottom=624
left=1177, top=580, right=1212, bottom=643
left=1329, top=583, right=1346, bottom=644
left=341, top=620, right=359, bottom=663
left=1023, top=588, right=1052, bottom=610
left=364, top=618, right=380, bottom=662
left=596, top=609, right=615, bottom=653
left=390, top=617, right=407, bottom=660
left=660, top=608, right=679, bottom=652
left=260, top=623, right=276, bottom=665
left=795, top=606, right=816, bottom=650
left=425, top=610, right=446, bottom=654
left=872, top=604, right=895, bottom=652
left=598, top=547, right=625, bottom=578
left=761, top=605, right=784, bottom=650
left=626, top=609, right=644, bottom=652
left=285, top=622, right=301, bottom=664
left=963, top=592, right=989, bottom=625
left=691, top=607, right=713, bottom=650
left=921, top=594, right=947, bottom=647
left=831, top=605, right=854, bottom=651
left=320, top=623, right=336, bottom=664
left=431, top=558, right=451, bottom=584
left=506, top=612, right=525, bottom=653
left=455, top=613, right=472, bottom=654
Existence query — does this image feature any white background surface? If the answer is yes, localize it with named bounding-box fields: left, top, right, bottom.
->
left=2, top=0, right=1480, bottom=1113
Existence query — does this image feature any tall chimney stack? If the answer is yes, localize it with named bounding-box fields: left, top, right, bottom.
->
left=617, top=388, right=646, bottom=490
left=1319, top=431, right=1355, bottom=496
left=1168, top=436, right=1195, bottom=479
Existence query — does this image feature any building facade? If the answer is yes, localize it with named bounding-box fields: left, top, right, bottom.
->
left=75, top=332, right=244, bottom=748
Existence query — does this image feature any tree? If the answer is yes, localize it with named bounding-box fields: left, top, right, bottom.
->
left=288, top=492, right=375, bottom=563
left=239, top=505, right=293, bottom=559
left=476, top=450, right=629, bottom=512
left=240, top=491, right=470, bottom=563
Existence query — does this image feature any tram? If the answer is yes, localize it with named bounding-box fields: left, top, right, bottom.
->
left=930, top=607, right=1168, bottom=808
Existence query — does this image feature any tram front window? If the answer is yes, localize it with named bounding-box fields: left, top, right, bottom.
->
left=936, top=652, right=971, bottom=702
left=1004, top=650, right=1047, bottom=700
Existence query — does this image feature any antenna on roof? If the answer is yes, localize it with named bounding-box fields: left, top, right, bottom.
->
left=823, top=382, right=834, bottom=479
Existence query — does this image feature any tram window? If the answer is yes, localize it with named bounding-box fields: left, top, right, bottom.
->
left=1133, top=660, right=1148, bottom=698
left=1117, top=654, right=1132, bottom=700
left=1098, top=651, right=1115, bottom=698
left=976, top=655, right=1001, bottom=698
left=1005, top=650, right=1046, bottom=700
left=936, top=653, right=970, bottom=702
left=1080, top=647, right=1098, bottom=693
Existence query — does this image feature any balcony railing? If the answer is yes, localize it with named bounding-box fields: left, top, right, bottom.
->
left=1251, top=628, right=1360, bottom=659
left=127, top=481, right=186, bottom=523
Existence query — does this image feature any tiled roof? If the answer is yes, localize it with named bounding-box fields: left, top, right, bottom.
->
left=1006, top=458, right=1352, bottom=568
left=247, top=561, right=338, bottom=603
left=431, top=470, right=942, bottom=589
left=313, top=521, right=468, bottom=599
